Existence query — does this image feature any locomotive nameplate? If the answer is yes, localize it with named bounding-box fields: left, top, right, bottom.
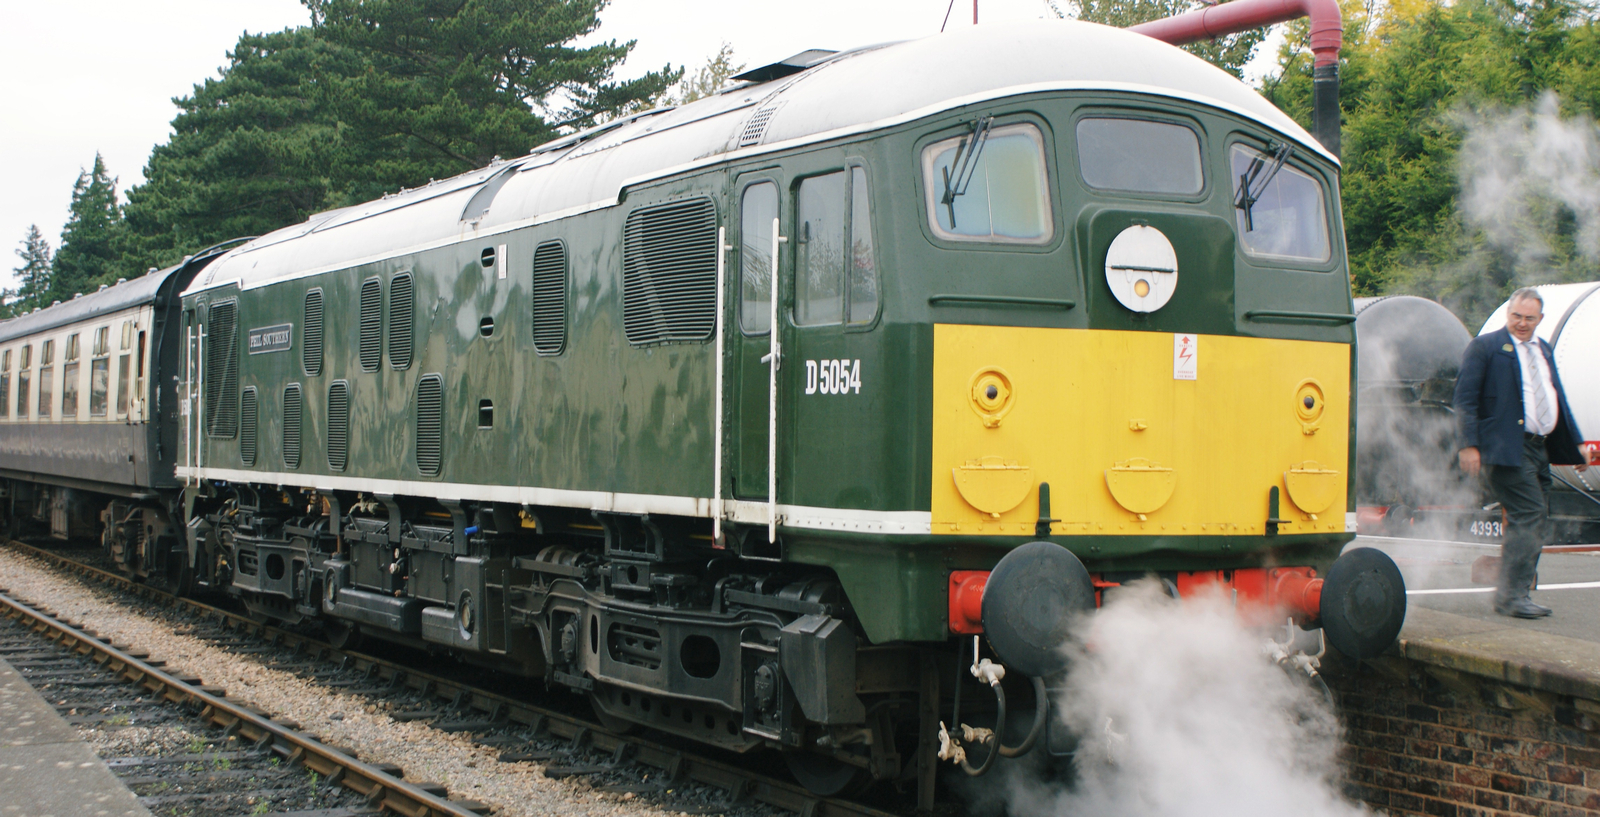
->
left=247, top=323, right=293, bottom=355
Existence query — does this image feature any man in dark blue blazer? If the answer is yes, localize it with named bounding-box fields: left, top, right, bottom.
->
left=1454, top=288, right=1589, bottom=619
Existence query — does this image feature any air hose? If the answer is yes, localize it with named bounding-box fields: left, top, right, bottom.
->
left=999, top=676, right=1048, bottom=758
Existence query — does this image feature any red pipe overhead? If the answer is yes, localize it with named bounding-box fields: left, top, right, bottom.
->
left=1129, top=0, right=1343, bottom=67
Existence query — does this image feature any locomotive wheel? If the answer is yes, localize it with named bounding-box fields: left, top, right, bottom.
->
left=324, top=619, right=365, bottom=652
left=783, top=750, right=872, bottom=798
left=1320, top=547, right=1406, bottom=660
left=587, top=690, right=639, bottom=735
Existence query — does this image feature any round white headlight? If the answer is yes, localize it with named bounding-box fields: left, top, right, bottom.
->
left=1105, top=225, right=1178, bottom=313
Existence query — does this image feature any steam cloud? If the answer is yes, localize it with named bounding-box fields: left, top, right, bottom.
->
left=1457, top=92, right=1600, bottom=271
left=1388, top=92, right=1600, bottom=328
left=962, top=583, right=1368, bottom=817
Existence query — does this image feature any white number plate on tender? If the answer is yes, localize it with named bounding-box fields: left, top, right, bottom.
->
left=805, top=359, right=861, bottom=395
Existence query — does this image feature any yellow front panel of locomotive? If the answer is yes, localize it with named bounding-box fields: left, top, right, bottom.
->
left=930, top=324, right=1350, bottom=537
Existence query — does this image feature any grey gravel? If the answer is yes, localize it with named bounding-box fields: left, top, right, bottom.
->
left=0, top=547, right=680, bottom=817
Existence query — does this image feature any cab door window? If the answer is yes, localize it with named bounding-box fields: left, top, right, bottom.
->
left=795, top=166, right=878, bottom=326
left=740, top=181, right=778, bottom=334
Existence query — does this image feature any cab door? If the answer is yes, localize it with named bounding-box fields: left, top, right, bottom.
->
left=729, top=172, right=787, bottom=537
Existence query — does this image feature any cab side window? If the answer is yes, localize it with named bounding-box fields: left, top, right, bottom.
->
left=922, top=122, right=1053, bottom=244
left=795, top=167, right=878, bottom=327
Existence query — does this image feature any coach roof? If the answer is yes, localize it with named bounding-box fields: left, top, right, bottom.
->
left=188, top=20, right=1330, bottom=295
left=0, top=266, right=179, bottom=344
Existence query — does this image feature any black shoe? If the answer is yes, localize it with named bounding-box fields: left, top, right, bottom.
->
left=1494, top=598, right=1552, bottom=619
left=1527, top=600, right=1553, bottom=616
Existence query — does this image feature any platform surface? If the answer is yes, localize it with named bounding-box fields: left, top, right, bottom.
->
left=0, top=655, right=151, bottom=817
left=1355, top=535, right=1600, bottom=699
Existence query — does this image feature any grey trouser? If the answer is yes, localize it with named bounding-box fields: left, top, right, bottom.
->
left=1487, top=434, right=1554, bottom=604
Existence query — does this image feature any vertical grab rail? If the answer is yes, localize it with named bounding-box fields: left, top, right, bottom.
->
left=713, top=227, right=728, bottom=543
left=184, top=323, right=194, bottom=485
left=196, top=324, right=205, bottom=475
left=760, top=218, right=787, bottom=543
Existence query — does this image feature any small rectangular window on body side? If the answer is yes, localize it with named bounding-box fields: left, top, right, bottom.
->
left=116, top=354, right=130, bottom=415
left=88, top=357, right=108, bottom=416
left=37, top=367, right=52, bottom=418
left=0, top=349, right=9, bottom=419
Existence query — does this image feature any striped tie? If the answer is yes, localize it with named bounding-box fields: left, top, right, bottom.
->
left=1526, top=341, right=1555, bottom=434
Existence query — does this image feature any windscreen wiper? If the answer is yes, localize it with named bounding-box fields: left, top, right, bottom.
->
left=941, top=116, right=994, bottom=229
left=1233, top=142, right=1293, bottom=232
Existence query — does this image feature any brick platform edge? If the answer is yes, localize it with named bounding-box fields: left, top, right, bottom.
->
left=1322, top=607, right=1600, bottom=817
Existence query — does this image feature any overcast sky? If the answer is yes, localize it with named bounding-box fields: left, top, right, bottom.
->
left=0, top=0, right=1285, bottom=289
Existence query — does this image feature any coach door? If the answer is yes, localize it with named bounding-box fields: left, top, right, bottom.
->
left=728, top=172, right=789, bottom=542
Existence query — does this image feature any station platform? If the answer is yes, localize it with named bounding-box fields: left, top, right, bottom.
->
left=0, top=655, right=150, bottom=817
left=1356, top=534, right=1600, bottom=698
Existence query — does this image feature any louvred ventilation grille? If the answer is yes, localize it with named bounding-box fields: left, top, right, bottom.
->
left=622, top=198, right=718, bottom=346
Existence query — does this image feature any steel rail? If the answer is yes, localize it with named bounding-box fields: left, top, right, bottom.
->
left=0, top=583, right=482, bottom=817
left=3, top=541, right=900, bottom=817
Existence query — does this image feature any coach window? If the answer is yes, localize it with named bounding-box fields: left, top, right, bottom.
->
left=0, top=349, right=10, bottom=419
left=740, top=181, right=778, bottom=334
left=1230, top=143, right=1331, bottom=263
left=38, top=339, right=53, bottom=418
left=117, top=321, right=133, bottom=416
left=62, top=333, right=81, bottom=417
left=89, top=326, right=110, bottom=416
left=16, top=345, right=30, bottom=419
left=794, top=166, right=878, bottom=326
left=1076, top=117, right=1204, bottom=195
left=922, top=122, right=1053, bottom=243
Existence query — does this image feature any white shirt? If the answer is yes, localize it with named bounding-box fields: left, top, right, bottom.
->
left=1514, top=336, right=1559, bottom=436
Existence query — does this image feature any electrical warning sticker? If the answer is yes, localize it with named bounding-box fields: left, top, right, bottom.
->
left=1173, top=333, right=1197, bottom=380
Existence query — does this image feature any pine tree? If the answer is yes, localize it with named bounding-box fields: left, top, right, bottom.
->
left=52, top=154, right=124, bottom=302
left=121, top=0, right=681, bottom=274
left=4, top=226, right=53, bottom=318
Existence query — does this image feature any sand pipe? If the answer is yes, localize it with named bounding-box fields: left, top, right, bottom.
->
left=1129, top=0, right=1343, bottom=157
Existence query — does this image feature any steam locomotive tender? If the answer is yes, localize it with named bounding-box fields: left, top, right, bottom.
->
left=0, top=22, right=1406, bottom=796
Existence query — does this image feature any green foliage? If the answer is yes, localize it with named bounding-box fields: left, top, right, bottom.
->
left=667, top=43, right=745, bottom=105
left=1263, top=0, right=1600, bottom=326
left=120, top=0, right=680, bottom=275
left=52, top=154, right=125, bottom=302
left=1051, top=0, right=1267, bottom=78
left=6, top=225, right=53, bottom=318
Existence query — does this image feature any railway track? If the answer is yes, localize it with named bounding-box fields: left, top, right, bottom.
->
left=1, top=540, right=908, bottom=817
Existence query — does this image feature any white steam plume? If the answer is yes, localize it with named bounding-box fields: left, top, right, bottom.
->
left=1456, top=91, right=1600, bottom=274
left=962, top=583, right=1369, bottom=817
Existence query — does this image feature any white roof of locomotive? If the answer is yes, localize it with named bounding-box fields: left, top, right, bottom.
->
left=189, top=20, right=1330, bottom=295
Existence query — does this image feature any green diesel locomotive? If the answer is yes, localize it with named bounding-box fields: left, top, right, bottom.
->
left=139, top=20, right=1401, bottom=795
